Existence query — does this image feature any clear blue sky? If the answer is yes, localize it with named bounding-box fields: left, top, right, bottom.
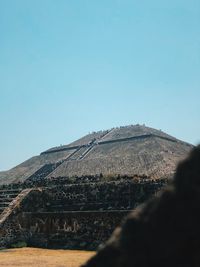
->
left=0, top=0, right=199, bottom=171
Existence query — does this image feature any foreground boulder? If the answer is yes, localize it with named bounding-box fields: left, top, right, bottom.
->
left=83, top=145, right=200, bottom=267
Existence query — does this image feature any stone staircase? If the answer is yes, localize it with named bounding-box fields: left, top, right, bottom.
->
left=26, top=162, right=63, bottom=183
left=68, top=147, right=87, bottom=160
left=0, top=188, right=22, bottom=214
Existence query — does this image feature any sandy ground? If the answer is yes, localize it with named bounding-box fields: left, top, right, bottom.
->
left=0, top=248, right=95, bottom=267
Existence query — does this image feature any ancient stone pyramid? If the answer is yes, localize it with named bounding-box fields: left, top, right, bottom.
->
left=0, top=125, right=194, bottom=249
left=0, top=124, right=193, bottom=185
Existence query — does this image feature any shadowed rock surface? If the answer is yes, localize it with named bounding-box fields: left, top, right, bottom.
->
left=82, top=145, right=200, bottom=267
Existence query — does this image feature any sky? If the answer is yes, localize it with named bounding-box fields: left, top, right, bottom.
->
left=0, top=0, right=199, bottom=171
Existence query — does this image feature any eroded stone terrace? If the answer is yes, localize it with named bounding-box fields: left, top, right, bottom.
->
left=0, top=175, right=167, bottom=249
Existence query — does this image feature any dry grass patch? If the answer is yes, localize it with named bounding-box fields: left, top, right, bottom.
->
left=0, top=247, right=95, bottom=267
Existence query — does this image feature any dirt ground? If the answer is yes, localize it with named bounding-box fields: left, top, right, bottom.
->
left=0, top=247, right=95, bottom=267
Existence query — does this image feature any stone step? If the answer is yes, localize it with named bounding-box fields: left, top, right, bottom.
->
left=0, top=190, right=20, bottom=194
left=0, top=189, right=21, bottom=193
left=0, top=202, right=11, bottom=207
left=0, top=198, right=14, bottom=202
left=0, top=193, right=19, bottom=198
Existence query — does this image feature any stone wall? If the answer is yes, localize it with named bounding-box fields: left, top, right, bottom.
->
left=19, top=211, right=127, bottom=250
left=0, top=189, right=41, bottom=247
left=0, top=177, right=167, bottom=249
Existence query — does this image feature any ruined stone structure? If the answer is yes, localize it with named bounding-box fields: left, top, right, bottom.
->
left=83, top=145, right=200, bottom=267
left=0, top=125, right=193, bottom=249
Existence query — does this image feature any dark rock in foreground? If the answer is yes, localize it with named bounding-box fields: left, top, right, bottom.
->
left=83, top=145, right=200, bottom=267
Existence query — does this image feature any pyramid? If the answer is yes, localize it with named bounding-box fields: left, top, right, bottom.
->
left=0, top=124, right=193, bottom=185
left=0, top=125, right=194, bottom=249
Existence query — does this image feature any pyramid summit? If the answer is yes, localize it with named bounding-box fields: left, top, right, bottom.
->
left=0, top=124, right=192, bottom=185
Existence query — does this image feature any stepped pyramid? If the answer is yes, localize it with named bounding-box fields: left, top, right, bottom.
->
left=0, top=125, right=194, bottom=249
left=0, top=124, right=193, bottom=185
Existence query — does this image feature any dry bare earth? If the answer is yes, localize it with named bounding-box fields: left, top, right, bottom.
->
left=0, top=248, right=95, bottom=267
